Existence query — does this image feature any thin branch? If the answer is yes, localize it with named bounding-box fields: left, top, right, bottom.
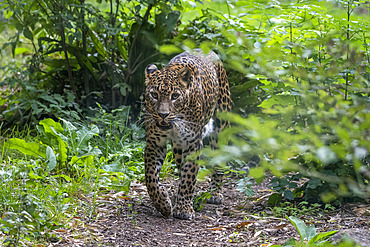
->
left=59, top=13, right=76, bottom=97
left=131, top=52, right=160, bottom=75
left=128, top=1, right=155, bottom=71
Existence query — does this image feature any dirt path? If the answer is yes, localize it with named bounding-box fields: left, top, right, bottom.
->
left=50, top=179, right=370, bottom=246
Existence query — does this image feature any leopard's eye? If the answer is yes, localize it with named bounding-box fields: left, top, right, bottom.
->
left=171, top=92, right=180, bottom=100
left=151, top=92, right=158, bottom=100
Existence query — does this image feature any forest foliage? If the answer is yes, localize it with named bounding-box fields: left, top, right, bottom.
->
left=0, top=0, right=369, bottom=245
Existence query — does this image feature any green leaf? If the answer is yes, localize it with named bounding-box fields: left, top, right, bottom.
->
left=39, top=118, right=65, bottom=135
left=101, top=162, right=124, bottom=172
left=118, top=43, right=128, bottom=60
left=248, top=167, right=264, bottom=179
left=307, top=178, right=322, bottom=189
left=287, top=216, right=308, bottom=242
left=70, top=156, right=82, bottom=165
left=75, top=124, right=99, bottom=149
left=70, top=155, right=94, bottom=167
left=46, top=146, right=57, bottom=171
left=71, top=46, right=99, bottom=81
left=14, top=47, right=31, bottom=55
left=53, top=174, right=72, bottom=182
left=308, top=230, right=338, bottom=244
left=336, top=127, right=350, bottom=144
left=159, top=44, right=182, bottom=55
left=29, top=170, right=44, bottom=180
left=244, top=188, right=254, bottom=197
left=306, top=225, right=317, bottom=242
left=39, top=118, right=68, bottom=162
left=60, top=119, right=77, bottom=132
left=58, top=138, right=68, bottom=163
left=121, top=177, right=131, bottom=193
left=165, top=11, right=180, bottom=33
left=258, top=95, right=295, bottom=110
left=5, top=138, right=46, bottom=159
left=267, top=193, right=282, bottom=206
left=284, top=190, right=294, bottom=200
left=23, top=27, right=33, bottom=40
left=281, top=238, right=296, bottom=246
left=4, top=10, right=13, bottom=19
left=87, top=28, right=109, bottom=59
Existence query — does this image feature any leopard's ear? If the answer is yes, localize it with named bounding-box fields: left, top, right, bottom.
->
left=145, top=64, right=158, bottom=83
left=179, top=66, right=193, bottom=88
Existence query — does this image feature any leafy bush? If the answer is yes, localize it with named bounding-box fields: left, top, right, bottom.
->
left=0, top=0, right=182, bottom=126
left=208, top=89, right=369, bottom=204
left=188, top=0, right=370, bottom=205
left=0, top=114, right=146, bottom=244
left=1, top=1, right=369, bottom=240
left=0, top=158, right=69, bottom=245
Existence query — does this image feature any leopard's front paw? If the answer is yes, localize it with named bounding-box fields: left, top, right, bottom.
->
left=173, top=205, right=195, bottom=220
left=151, top=188, right=172, bottom=217
left=156, top=202, right=172, bottom=218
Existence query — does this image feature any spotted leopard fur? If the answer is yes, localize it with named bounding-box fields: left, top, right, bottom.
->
left=142, top=50, right=232, bottom=220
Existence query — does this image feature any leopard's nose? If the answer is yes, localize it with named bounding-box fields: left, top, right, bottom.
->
left=158, top=113, right=169, bottom=119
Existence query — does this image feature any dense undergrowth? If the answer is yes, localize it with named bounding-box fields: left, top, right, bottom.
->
left=1, top=0, right=369, bottom=245
left=0, top=109, right=138, bottom=245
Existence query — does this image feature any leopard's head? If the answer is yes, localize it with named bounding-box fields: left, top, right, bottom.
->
left=143, top=63, right=193, bottom=130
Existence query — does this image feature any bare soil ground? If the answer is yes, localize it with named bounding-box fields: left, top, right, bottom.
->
left=49, top=178, right=370, bottom=247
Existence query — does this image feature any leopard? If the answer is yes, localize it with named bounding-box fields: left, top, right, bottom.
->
left=142, top=49, right=232, bottom=220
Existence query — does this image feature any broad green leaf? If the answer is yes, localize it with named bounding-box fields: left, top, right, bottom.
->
left=258, top=95, right=295, bottom=109
left=46, top=146, right=57, bottom=171
left=164, top=11, right=180, bottom=34
left=306, top=178, right=322, bottom=189
left=39, top=118, right=68, bottom=162
left=231, top=80, right=260, bottom=93
left=159, top=44, right=182, bottom=55
left=308, top=230, right=338, bottom=244
left=101, top=162, right=124, bottom=173
left=287, top=216, right=308, bottom=242
left=119, top=84, right=130, bottom=97
left=14, top=47, right=31, bottom=55
left=248, top=167, right=264, bottom=179
left=182, top=39, right=196, bottom=50
left=200, top=41, right=212, bottom=54
left=118, top=43, right=128, bottom=60
left=306, top=225, right=317, bottom=242
left=39, top=118, right=64, bottom=135
left=61, top=119, right=77, bottom=132
left=87, top=28, right=109, bottom=59
left=83, top=147, right=102, bottom=156
left=4, top=10, right=13, bottom=19
left=28, top=170, right=44, bottom=180
left=58, top=139, right=68, bottom=163
left=121, top=177, right=131, bottom=193
left=76, top=125, right=99, bottom=149
left=284, top=190, right=294, bottom=200
left=70, top=155, right=94, bottom=167
left=83, top=155, right=94, bottom=167
left=23, top=27, right=33, bottom=40
left=5, top=138, right=46, bottom=159
left=67, top=46, right=99, bottom=81
left=70, top=156, right=82, bottom=165
left=267, top=193, right=282, bottom=206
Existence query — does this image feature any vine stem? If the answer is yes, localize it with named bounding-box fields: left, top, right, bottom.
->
left=345, top=2, right=350, bottom=100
